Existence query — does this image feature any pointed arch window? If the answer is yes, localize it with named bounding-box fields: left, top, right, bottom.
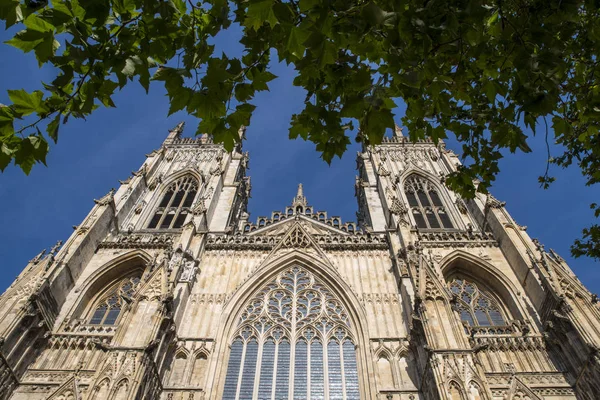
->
left=404, top=176, right=453, bottom=229
left=223, top=266, right=360, bottom=400
left=88, top=276, right=140, bottom=325
left=449, top=277, right=507, bottom=327
left=148, top=176, right=198, bottom=229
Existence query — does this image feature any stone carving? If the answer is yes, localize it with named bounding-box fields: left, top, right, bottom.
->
left=99, top=232, right=174, bottom=249
left=94, top=188, right=115, bottom=206
left=180, top=259, right=198, bottom=282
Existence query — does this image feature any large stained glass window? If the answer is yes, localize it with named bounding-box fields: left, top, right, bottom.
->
left=88, top=275, right=140, bottom=325
left=449, top=277, right=507, bottom=327
left=404, top=175, right=454, bottom=229
left=223, top=266, right=360, bottom=400
left=147, top=175, right=198, bottom=230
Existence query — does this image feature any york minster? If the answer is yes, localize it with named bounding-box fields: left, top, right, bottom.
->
left=0, top=124, right=599, bottom=399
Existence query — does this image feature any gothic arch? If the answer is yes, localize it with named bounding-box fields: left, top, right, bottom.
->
left=210, top=251, right=374, bottom=399
left=63, top=250, right=152, bottom=327
left=399, top=169, right=462, bottom=230
left=143, top=170, right=202, bottom=230
left=439, top=251, right=526, bottom=321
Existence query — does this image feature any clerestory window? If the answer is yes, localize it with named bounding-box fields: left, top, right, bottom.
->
left=88, top=276, right=140, bottom=325
left=223, top=266, right=360, bottom=400
left=404, top=176, right=453, bottom=229
left=449, top=277, right=507, bottom=327
left=148, top=176, right=198, bottom=229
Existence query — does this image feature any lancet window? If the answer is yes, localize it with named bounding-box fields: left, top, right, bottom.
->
left=223, top=266, right=360, bottom=400
left=148, top=176, right=198, bottom=229
left=404, top=176, right=453, bottom=229
left=449, top=277, right=507, bottom=327
left=88, top=276, right=140, bottom=325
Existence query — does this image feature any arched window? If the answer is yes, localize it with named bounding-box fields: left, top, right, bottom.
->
left=223, top=266, right=360, bottom=400
left=449, top=276, right=507, bottom=327
left=88, top=276, right=140, bottom=325
left=404, top=176, right=453, bottom=229
left=147, top=176, right=198, bottom=229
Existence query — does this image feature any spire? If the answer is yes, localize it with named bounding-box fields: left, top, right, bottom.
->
left=292, top=183, right=307, bottom=208
left=163, top=121, right=185, bottom=145
left=394, top=124, right=404, bottom=137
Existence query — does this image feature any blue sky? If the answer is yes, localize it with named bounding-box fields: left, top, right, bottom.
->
left=0, top=23, right=599, bottom=296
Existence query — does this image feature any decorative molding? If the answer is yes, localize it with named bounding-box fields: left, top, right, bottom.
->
left=416, top=230, right=498, bottom=248
left=98, top=232, right=175, bottom=249
left=205, top=232, right=388, bottom=251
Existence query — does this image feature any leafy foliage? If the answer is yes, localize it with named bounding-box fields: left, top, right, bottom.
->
left=1, top=0, right=599, bottom=258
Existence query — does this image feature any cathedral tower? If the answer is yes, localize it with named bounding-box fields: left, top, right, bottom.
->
left=0, top=123, right=598, bottom=400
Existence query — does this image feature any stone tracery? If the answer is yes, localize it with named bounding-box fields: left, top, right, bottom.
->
left=223, top=266, right=360, bottom=400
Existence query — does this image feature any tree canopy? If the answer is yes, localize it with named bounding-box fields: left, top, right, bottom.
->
left=0, top=0, right=599, bottom=259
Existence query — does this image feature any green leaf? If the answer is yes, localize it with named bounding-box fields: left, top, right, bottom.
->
left=5, top=29, right=46, bottom=53
left=7, top=89, right=46, bottom=116
left=234, top=83, right=255, bottom=102
left=23, top=13, right=54, bottom=32
left=245, top=0, right=277, bottom=31
left=486, top=10, right=499, bottom=27
left=188, top=91, right=226, bottom=119
left=287, top=26, right=309, bottom=58
left=169, top=0, right=186, bottom=14
left=168, top=87, right=192, bottom=116
left=298, top=0, right=318, bottom=12
left=0, top=0, right=23, bottom=28
left=47, top=114, right=60, bottom=143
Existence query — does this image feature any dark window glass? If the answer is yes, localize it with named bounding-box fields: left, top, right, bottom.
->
left=328, top=340, right=343, bottom=400
left=293, top=341, right=307, bottom=399
left=451, top=276, right=509, bottom=332
left=475, top=309, right=491, bottom=326
left=489, top=310, right=505, bottom=326
left=258, top=340, right=275, bottom=399
left=430, top=191, right=443, bottom=206
left=103, top=307, right=121, bottom=325
left=147, top=212, right=162, bottom=229
left=426, top=210, right=440, bottom=228
left=460, top=310, right=474, bottom=326
left=417, top=191, right=431, bottom=207
left=406, top=192, right=419, bottom=207
left=405, top=176, right=456, bottom=229
left=343, top=340, right=360, bottom=400
left=223, top=340, right=243, bottom=400
left=149, top=176, right=198, bottom=229
left=413, top=210, right=427, bottom=229
left=173, top=212, right=188, bottom=229
left=159, top=190, right=173, bottom=207
left=310, top=341, right=325, bottom=399
left=438, top=210, right=453, bottom=228
left=239, top=340, right=258, bottom=399
left=182, top=190, right=196, bottom=207
left=275, top=340, right=290, bottom=399
left=90, top=307, right=106, bottom=325
left=171, top=190, right=186, bottom=208
left=160, top=212, right=175, bottom=229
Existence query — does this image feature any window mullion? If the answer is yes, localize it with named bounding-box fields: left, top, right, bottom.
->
left=271, top=341, right=279, bottom=400
left=428, top=192, right=444, bottom=228
left=252, top=339, right=264, bottom=400
left=415, top=192, right=428, bottom=228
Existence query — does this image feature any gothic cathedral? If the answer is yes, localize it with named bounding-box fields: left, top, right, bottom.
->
left=1, top=123, right=599, bottom=400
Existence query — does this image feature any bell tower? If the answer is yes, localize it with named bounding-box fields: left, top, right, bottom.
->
left=358, top=126, right=600, bottom=399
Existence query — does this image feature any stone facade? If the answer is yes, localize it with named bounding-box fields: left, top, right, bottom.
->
left=0, top=123, right=599, bottom=400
